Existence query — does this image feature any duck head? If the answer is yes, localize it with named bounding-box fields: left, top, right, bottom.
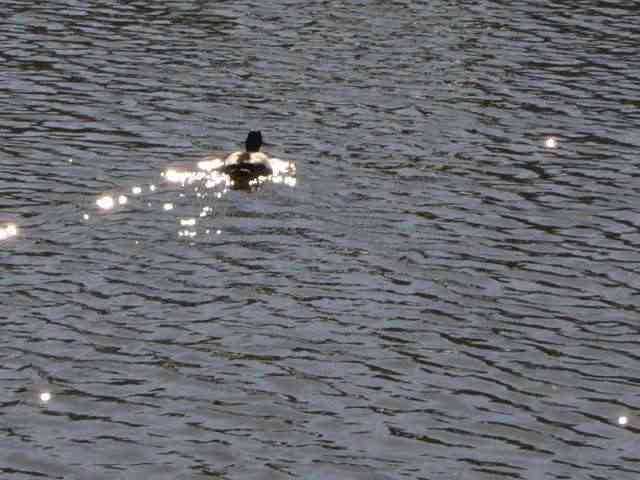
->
left=245, top=131, right=263, bottom=153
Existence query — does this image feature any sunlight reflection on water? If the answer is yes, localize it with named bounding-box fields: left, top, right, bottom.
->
left=39, top=391, right=52, bottom=404
left=85, top=155, right=296, bottom=238
left=96, top=195, right=115, bottom=210
left=0, top=223, right=18, bottom=241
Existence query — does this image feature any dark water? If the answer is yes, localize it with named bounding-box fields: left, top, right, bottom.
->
left=3, top=1, right=640, bottom=479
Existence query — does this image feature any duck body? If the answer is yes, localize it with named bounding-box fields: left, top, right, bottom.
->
left=218, top=131, right=273, bottom=190
left=220, top=151, right=273, bottom=178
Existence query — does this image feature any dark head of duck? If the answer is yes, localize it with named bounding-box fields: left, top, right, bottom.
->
left=245, top=131, right=263, bottom=153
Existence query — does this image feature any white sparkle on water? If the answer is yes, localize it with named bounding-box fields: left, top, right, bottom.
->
left=0, top=223, right=18, bottom=241
left=96, top=195, right=115, bottom=210
left=197, top=158, right=223, bottom=171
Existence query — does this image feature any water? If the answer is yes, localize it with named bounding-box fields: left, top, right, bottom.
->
left=2, top=1, right=640, bottom=479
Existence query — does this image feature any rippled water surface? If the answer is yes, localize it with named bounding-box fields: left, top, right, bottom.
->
left=3, top=1, right=640, bottom=479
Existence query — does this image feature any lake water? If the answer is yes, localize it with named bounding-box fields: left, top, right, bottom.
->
left=2, top=1, right=640, bottom=479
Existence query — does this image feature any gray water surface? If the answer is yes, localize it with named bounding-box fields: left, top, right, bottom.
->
left=2, top=1, right=640, bottom=479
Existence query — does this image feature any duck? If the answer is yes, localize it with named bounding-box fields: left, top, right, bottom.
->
left=220, top=131, right=273, bottom=179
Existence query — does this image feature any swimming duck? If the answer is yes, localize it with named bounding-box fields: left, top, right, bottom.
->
left=220, top=131, right=273, bottom=179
